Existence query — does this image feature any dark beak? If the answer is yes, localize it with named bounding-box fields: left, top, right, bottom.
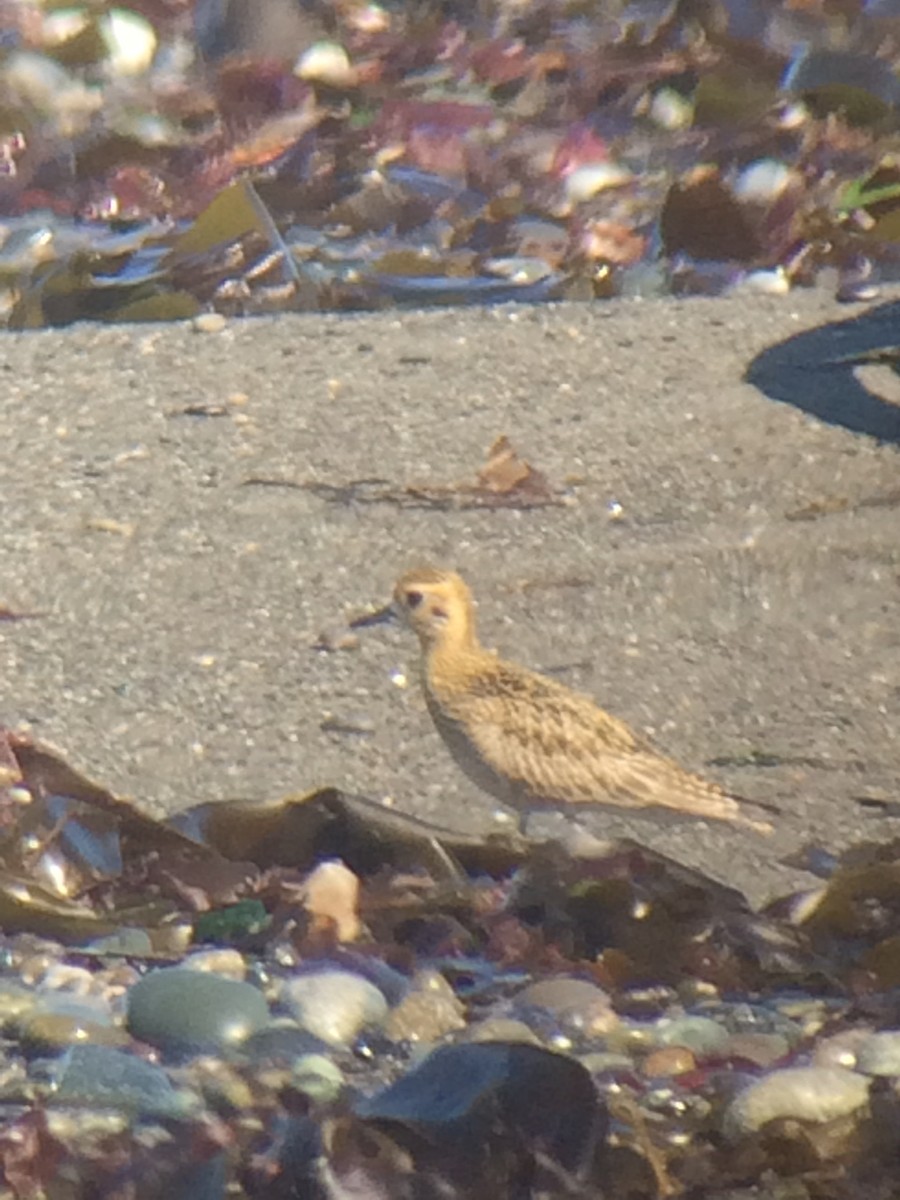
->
left=349, top=600, right=398, bottom=629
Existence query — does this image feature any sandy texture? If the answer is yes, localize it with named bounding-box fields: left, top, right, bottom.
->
left=2, top=291, right=899, bottom=906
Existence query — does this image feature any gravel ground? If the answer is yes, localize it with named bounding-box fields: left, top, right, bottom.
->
left=2, top=290, right=899, bottom=907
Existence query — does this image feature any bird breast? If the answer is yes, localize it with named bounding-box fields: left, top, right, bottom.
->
left=423, top=687, right=521, bottom=805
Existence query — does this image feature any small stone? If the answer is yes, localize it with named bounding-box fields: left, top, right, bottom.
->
left=813, top=1028, right=872, bottom=1071
left=295, top=41, right=356, bottom=87
left=98, top=9, right=157, bottom=75
left=725, top=1002, right=806, bottom=1044
left=300, top=860, right=361, bottom=944
left=855, top=1030, right=900, bottom=1077
left=53, top=1045, right=197, bottom=1119
left=649, top=86, right=694, bottom=131
left=20, top=1012, right=129, bottom=1057
left=127, top=967, right=268, bottom=1053
left=767, top=999, right=824, bottom=1041
left=0, top=982, right=38, bottom=1025
left=4, top=52, right=98, bottom=119
left=42, top=9, right=89, bottom=47
left=642, top=1046, right=696, bottom=1078
left=183, top=948, right=247, bottom=981
left=192, top=312, right=228, bottom=334
left=242, top=1020, right=330, bottom=1065
left=724, top=1066, right=870, bottom=1139
left=606, top=1022, right=659, bottom=1055
left=32, top=987, right=117, bottom=1035
left=724, top=1032, right=790, bottom=1068
left=579, top=1050, right=635, bottom=1073
left=384, top=970, right=465, bottom=1044
left=282, top=970, right=388, bottom=1047
left=34, top=962, right=96, bottom=995
left=292, top=1054, right=345, bottom=1103
left=563, top=162, right=633, bottom=205
left=464, top=1018, right=541, bottom=1045
left=190, top=1057, right=255, bottom=1112
left=677, top=979, right=720, bottom=1005
left=86, top=928, right=154, bottom=957
left=514, top=978, right=617, bottom=1036
left=656, top=1015, right=730, bottom=1058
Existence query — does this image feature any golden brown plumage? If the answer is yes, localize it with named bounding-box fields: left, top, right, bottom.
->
left=390, top=567, right=776, bottom=836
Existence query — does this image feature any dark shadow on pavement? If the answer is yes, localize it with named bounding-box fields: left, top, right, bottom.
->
left=745, top=298, right=900, bottom=443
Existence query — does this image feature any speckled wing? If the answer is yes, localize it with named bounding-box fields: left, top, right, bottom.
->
left=447, top=663, right=771, bottom=830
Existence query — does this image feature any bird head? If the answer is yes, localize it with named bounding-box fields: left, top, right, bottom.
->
left=350, top=567, right=478, bottom=651
left=392, top=567, right=477, bottom=650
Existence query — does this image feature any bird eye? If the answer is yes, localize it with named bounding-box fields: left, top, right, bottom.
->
left=405, top=590, right=423, bottom=609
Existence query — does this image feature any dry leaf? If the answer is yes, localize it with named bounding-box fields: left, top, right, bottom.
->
left=245, top=437, right=570, bottom=511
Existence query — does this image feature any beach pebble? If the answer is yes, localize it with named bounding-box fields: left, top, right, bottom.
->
left=192, top=312, right=228, bottom=334
left=465, top=1017, right=541, bottom=1045
left=642, top=1046, right=696, bottom=1077
left=127, top=968, right=268, bottom=1053
left=656, top=1015, right=730, bottom=1058
left=514, top=978, right=617, bottom=1036
left=813, top=1028, right=872, bottom=1071
left=855, top=1030, right=900, bottom=1077
left=53, top=1044, right=197, bottom=1118
left=723, top=1032, right=790, bottom=1068
left=182, top=948, right=247, bottom=980
left=20, top=1011, right=128, bottom=1056
left=384, top=969, right=465, bottom=1044
left=724, top=1066, right=870, bottom=1139
left=295, top=41, right=355, bottom=87
left=0, top=982, right=40, bottom=1026
left=242, top=1020, right=330, bottom=1065
left=281, top=970, right=388, bottom=1047
left=99, top=9, right=157, bottom=76
left=293, top=1053, right=345, bottom=1103
left=86, top=929, right=154, bottom=956
left=299, top=860, right=361, bottom=944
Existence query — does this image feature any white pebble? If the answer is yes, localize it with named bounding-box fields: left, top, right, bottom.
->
left=192, top=312, right=228, bottom=334
left=734, top=158, right=794, bottom=204
left=282, top=970, right=388, bottom=1047
left=564, top=162, right=632, bottom=205
left=735, top=268, right=790, bottom=296
left=649, top=87, right=694, bottom=131
left=99, top=9, right=157, bottom=75
left=724, top=1066, right=869, bottom=1139
left=295, top=42, right=354, bottom=87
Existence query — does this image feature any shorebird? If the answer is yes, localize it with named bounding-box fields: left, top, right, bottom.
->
left=357, top=567, right=777, bottom=837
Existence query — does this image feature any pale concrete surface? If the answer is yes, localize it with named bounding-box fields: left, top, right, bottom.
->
left=2, top=290, right=899, bottom=906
